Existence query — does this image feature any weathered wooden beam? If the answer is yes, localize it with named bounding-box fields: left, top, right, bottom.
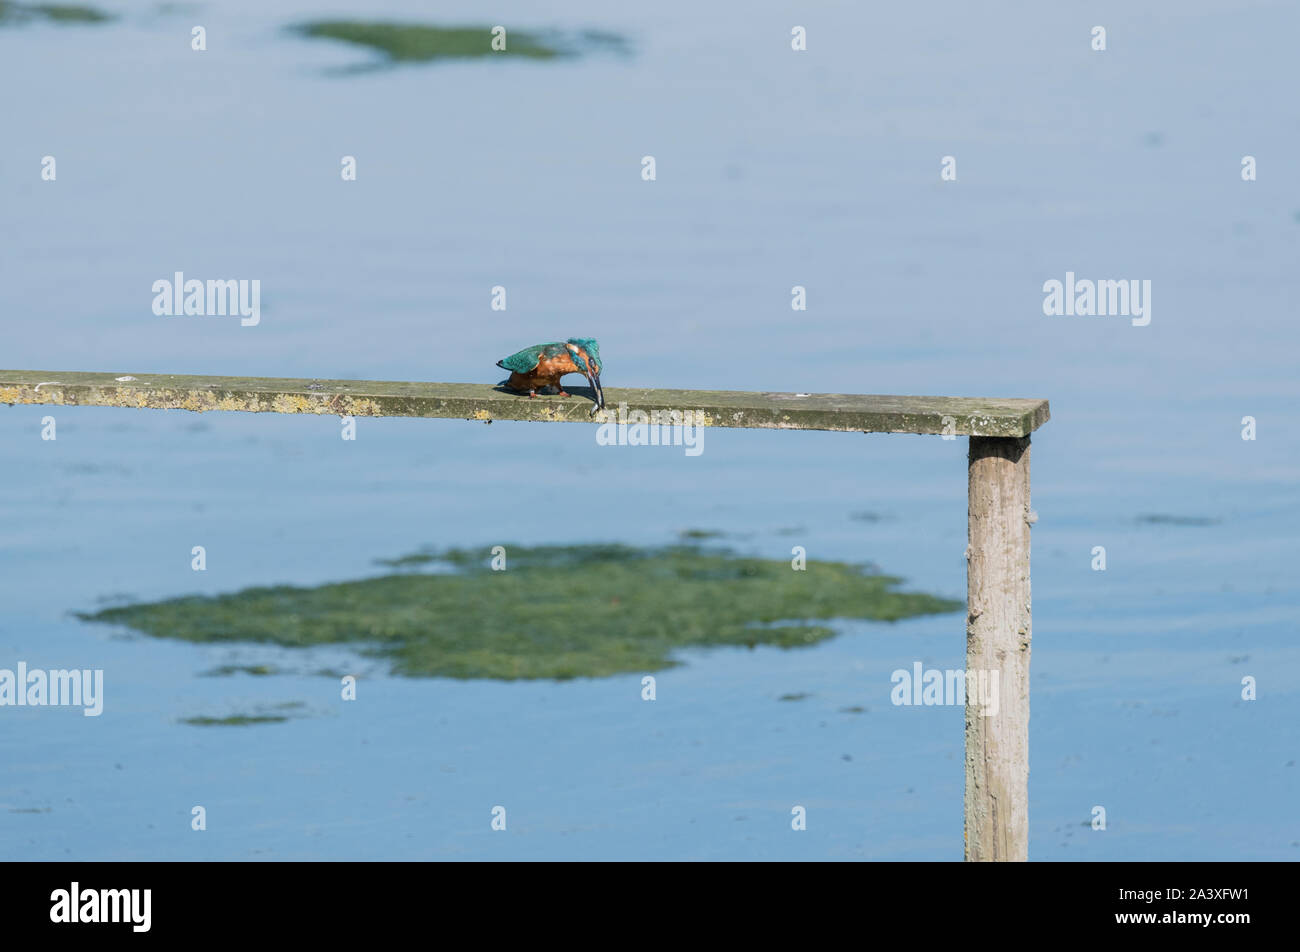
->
left=965, top=436, right=1032, bottom=861
left=0, top=370, right=1050, bottom=436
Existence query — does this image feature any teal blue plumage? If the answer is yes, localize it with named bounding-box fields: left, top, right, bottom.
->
left=566, top=337, right=601, bottom=374
left=496, top=338, right=602, bottom=374
left=496, top=342, right=561, bottom=374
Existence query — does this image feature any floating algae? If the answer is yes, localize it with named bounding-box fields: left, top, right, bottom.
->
left=198, top=664, right=279, bottom=678
left=181, top=702, right=306, bottom=727
left=79, top=543, right=961, bottom=681
left=181, top=714, right=290, bottom=727
left=288, top=21, right=630, bottom=70
left=0, top=2, right=112, bottom=24
left=1136, top=514, right=1221, bottom=527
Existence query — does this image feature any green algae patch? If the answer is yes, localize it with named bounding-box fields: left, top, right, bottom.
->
left=288, top=21, right=629, bottom=69
left=199, top=664, right=278, bottom=677
left=373, top=550, right=441, bottom=569
left=678, top=529, right=726, bottom=541
left=182, top=702, right=305, bottom=727
left=1136, top=514, right=1220, bottom=527
left=182, top=714, right=289, bottom=727
left=0, top=2, right=112, bottom=24
left=79, top=543, right=961, bottom=681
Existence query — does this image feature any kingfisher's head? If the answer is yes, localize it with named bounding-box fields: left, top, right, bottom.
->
left=565, top=338, right=603, bottom=410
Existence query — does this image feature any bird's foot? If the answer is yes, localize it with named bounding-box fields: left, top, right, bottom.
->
left=528, top=390, right=537, bottom=399
left=556, top=389, right=571, bottom=398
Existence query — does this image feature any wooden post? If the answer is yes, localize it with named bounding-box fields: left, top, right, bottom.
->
left=965, top=436, right=1032, bottom=861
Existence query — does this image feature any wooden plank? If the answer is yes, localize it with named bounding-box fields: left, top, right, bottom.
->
left=964, top=436, right=1032, bottom=861
left=0, top=370, right=1050, bottom=436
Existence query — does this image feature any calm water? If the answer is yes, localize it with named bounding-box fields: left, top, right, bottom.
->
left=2, top=0, right=1297, bottom=859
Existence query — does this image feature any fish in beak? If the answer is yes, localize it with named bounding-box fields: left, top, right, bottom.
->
left=585, top=365, right=605, bottom=413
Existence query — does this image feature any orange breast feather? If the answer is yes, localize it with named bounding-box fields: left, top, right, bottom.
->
left=535, top=352, right=580, bottom=378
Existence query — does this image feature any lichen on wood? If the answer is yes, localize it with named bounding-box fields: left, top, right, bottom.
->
left=0, top=370, right=1050, bottom=436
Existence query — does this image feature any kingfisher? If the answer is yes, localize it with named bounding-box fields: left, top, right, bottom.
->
left=496, top=338, right=604, bottom=412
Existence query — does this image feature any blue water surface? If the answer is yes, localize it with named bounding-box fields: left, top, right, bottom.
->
left=1, top=0, right=1297, bottom=859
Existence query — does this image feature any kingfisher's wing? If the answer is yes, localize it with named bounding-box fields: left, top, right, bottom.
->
left=496, top=343, right=560, bottom=374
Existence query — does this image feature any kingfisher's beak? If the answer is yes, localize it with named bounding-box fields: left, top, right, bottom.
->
left=585, top=366, right=605, bottom=413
